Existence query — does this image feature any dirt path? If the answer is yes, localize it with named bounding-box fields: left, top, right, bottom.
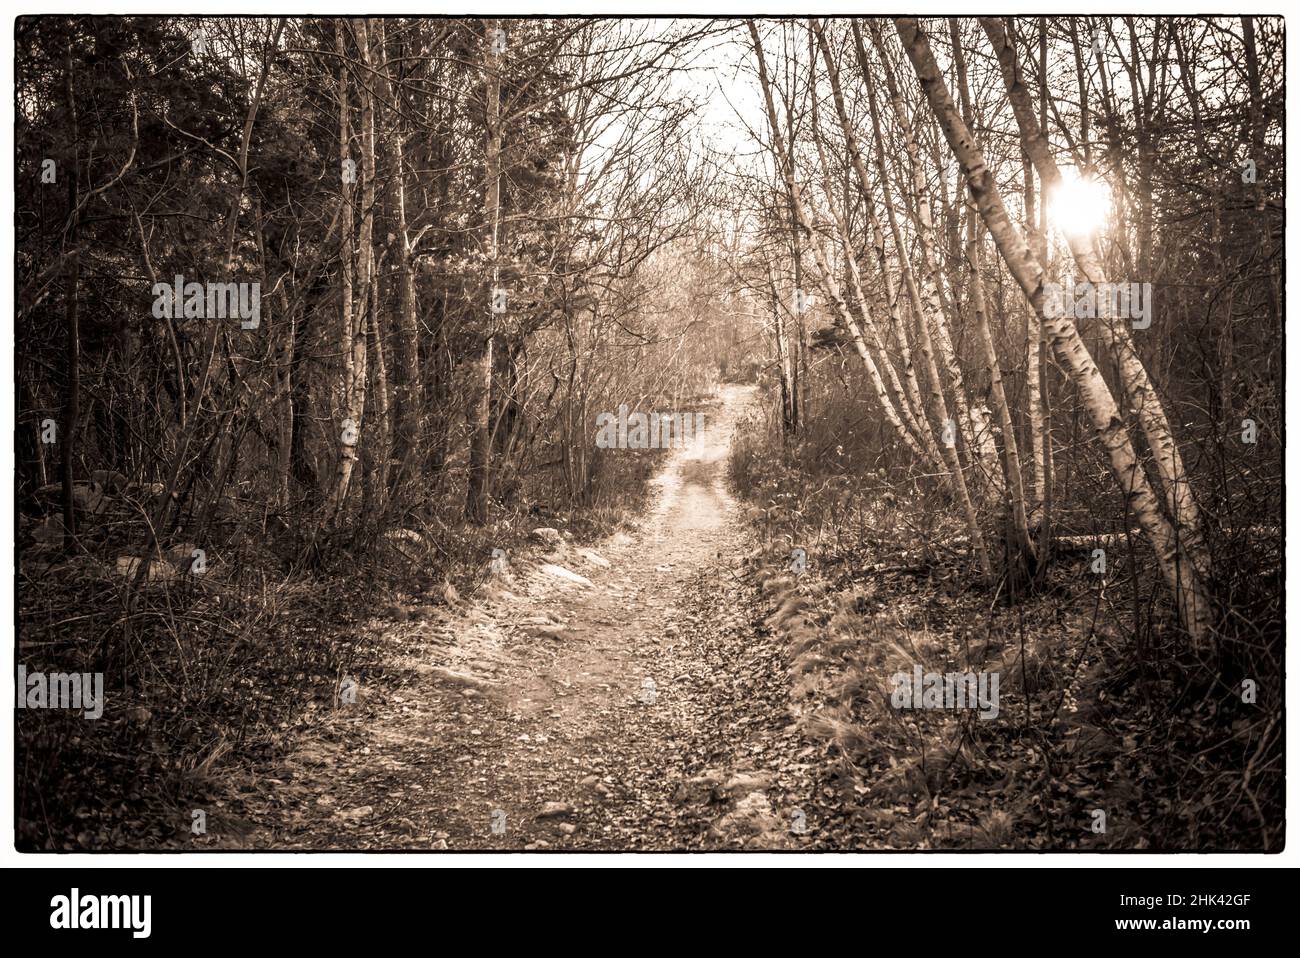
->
left=220, top=384, right=821, bottom=851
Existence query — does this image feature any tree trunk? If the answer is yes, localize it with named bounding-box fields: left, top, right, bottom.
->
left=325, top=19, right=369, bottom=524
left=377, top=19, right=423, bottom=500
left=767, top=263, right=794, bottom=437
left=60, top=48, right=81, bottom=550
left=466, top=18, right=503, bottom=524
left=364, top=247, right=390, bottom=520
left=949, top=18, right=1035, bottom=576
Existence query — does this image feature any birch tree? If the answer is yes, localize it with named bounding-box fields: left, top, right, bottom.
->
left=978, top=16, right=1212, bottom=587
left=324, top=19, right=370, bottom=524
left=749, top=19, right=992, bottom=582
left=894, top=16, right=1214, bottom=645
left=465, top=18, right=503, bottom=524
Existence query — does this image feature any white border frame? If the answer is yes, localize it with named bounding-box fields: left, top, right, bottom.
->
left=4, top=0, right=1293, bottom=868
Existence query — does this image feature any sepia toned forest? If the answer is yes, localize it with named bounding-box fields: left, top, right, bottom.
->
left=14, top=16, right=1282, bottom=852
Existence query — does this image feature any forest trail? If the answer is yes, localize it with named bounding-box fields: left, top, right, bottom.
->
left=224, top=383, right=823, bottom=850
